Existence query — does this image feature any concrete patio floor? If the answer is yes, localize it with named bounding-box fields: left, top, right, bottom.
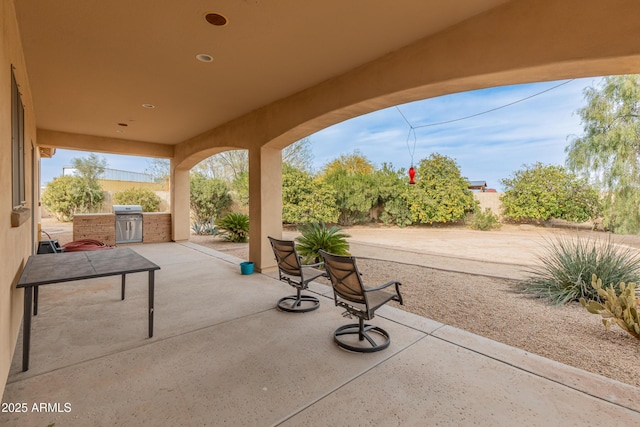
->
left=2, top=242, right=639, bottom=426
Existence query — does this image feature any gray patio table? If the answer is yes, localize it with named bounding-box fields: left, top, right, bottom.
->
left=17, top=247, right=160, bottom=371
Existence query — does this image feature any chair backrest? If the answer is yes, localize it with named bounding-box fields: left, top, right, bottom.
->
left=268, top=237, right=302, bottom=277
left=319, top=250, right=366, bottom=305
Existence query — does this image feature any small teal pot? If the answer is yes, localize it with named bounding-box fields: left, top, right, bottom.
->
left=240, top=261, right=254, bottom=275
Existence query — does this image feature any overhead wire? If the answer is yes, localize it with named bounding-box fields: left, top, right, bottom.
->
left=396, top=79, right=576, bottom=161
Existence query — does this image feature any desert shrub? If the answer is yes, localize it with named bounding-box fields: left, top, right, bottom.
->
left=468, top=208, right=501, bottom=231
left=295, top=223, right=350, bottom=264
left=113, top=187, right=161, bottom=212
left=500, top=162, right=600, bottom=223
left=581, top=275, right=640, bottom=340
left=405, top=154, right=478, bottom=224
left=216, top=212, right=249, bottom=242
left=374, top=163, right=413, bottom=227
left=190, top=172, right=233, bottom=224
left=519, top=234, right=640, bottom=305
left=42, top=175, right=104, bottom=221
left=322, top=170, right=379, bottom=225
left=282, top=165, right=338, bottom=224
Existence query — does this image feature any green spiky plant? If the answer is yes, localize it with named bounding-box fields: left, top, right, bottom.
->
left=580, top=274, right=640, bottom=340
left=216, top=212, right=249, bottom=242
left=295, top=222, right=350, bottom=264
left=519, top=234, right=640, bottom=305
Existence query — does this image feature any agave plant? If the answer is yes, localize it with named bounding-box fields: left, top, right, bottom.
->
left=295, top=222, right=350, bottom=264
left=519, top=234, right=640, bottom=305
left=216, top=212, right=249, bottom=242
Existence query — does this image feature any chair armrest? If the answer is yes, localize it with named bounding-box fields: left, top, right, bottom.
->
left=300, top=259, right=324, bottom=269
left=366, top=280, right=401, bottom=292
left=365, top=281, right=404, bottom=305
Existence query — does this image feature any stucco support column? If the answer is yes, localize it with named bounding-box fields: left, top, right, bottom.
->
left=171, top=162, right=191, bottom=242
left=248, top=146, right=282, bottom=272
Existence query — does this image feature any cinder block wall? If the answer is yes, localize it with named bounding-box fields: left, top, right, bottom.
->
left=73, top=213, right=172, bottom=245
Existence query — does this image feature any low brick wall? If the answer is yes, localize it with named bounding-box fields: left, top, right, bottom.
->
left=73, top=212, right=172, bottom=245
left=73, top=214, right=116, bottom=246
left=142, top=213, right=172, bottom=243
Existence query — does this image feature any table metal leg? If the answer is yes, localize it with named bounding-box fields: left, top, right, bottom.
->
left=22, top=286, right=33, bottom=372
left=148, top=270, right=154, bottom=338
left=121, top=274, right=126, bottom=300
left=34, top=285, right=39, bottom=316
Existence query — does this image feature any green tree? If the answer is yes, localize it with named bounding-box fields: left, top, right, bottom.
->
left=113, top=187, right=161, bottom=212
left=566, top=75, right=640, bottom=234
left=42, top=175, right=104, bottom=221
left=72, top=153, right=106, bottom=182
left=322, top=169, right=379, bottom=225
left=189, top=172, right=233, bottom=224
left=63, top=154, right=106, bottom=213
left=42, top=153, right=106, bottom=220
left=406, top=154, right=477, bottom=224
left=321, top=150, right=374, bottom=176
left=282, top=165, right=338, bottom=224
left=321, top=151, right=378, bottom=225
left=500, top=163, right=600, bottom=223
left=374, top=163, right=413, bottom=227
left=231, top=170, right=249, bottom=209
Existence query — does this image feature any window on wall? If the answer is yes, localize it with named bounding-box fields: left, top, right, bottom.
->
left=12, top=66, right=25, bottom=209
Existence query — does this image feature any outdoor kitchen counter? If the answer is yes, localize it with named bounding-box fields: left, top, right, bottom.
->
left=73, top=212, right=172, bottom=245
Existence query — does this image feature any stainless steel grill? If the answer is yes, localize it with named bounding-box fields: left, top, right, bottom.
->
left=113, top=205, right=143, bottom=244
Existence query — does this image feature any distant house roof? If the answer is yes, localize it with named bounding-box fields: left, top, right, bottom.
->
left=468, top=180, right=487, bottom=190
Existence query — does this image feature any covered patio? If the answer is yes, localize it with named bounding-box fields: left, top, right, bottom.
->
left=4, top=0, right=640, bottom=422
left=2, top=243, right=638, bottom=426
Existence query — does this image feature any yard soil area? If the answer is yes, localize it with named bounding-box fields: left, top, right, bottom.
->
left=43, top=218, right=640, bottom=388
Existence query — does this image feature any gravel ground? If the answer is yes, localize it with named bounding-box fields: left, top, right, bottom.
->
left=189, top=233, right=640, bottom=388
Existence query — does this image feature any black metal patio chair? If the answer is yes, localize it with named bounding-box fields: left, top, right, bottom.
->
left=268, top=237, right=327, bottom=313
left=319, top=250, right=403, bottom=353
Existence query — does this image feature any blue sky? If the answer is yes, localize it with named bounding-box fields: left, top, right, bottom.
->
left=41, top=76, right=603, bottom=190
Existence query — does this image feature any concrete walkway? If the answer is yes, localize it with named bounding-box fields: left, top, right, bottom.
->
left=2, top=242, right=639, bottom=426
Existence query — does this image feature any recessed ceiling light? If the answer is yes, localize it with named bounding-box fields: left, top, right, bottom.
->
left=204, top=12, right=228, bottom=26
left=142, top=103, right=155, bottom=109
left=196, top=54, right=214, bottom=63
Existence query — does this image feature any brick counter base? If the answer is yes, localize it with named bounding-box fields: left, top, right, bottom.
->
left=73, top=214, right=116, bottom=246
left=142, top=213, right=172, bottom=243
left=73, top=213, right=172, bottom=245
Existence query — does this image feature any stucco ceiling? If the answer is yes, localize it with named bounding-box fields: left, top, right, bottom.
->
left=15, top=0, right=509, bottom=145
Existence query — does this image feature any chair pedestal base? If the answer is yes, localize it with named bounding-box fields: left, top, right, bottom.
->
left=334, top=322, right=390, bottom=353
left=277, top=294, right=320, bottom=313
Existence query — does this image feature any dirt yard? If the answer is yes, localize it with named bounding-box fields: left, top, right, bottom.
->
left=42, top=218, right=640, bottom=388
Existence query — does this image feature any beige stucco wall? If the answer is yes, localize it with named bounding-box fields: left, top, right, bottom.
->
left=474, top=192, right=503, bottom=215
left=0, top=0, right=39, bottom=398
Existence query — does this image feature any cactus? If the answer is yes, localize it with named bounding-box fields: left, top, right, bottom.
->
left=580, top=274, right=640, bottom=340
